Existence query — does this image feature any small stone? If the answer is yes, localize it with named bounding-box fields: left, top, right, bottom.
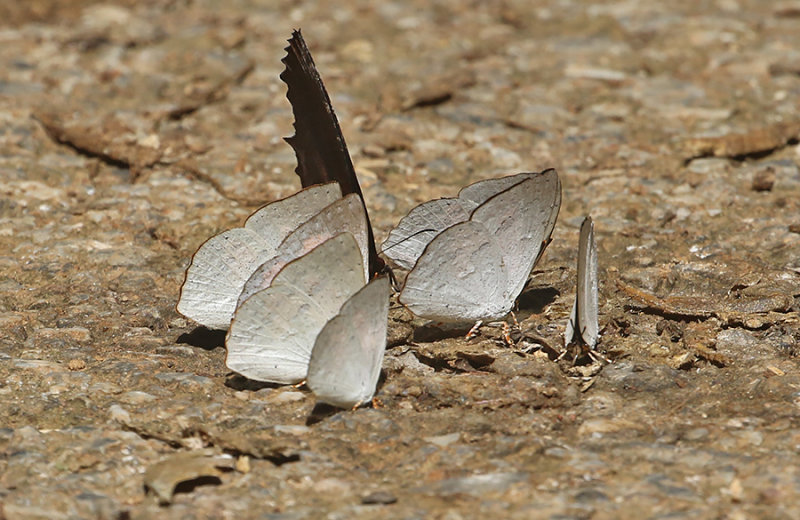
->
left=35, top=327, right=92, bottom=343
left=273, top=425, right=311, bottom=435
left=435, top=472, right=528, bottom=496
left=424, top=432, right=460, bottom=447
left=13, top=358, right=61, bottom=371
left=109, top=404, right=131, bottom=424
left=577, top=418, right=639, bottom=436
left=269, top=390, right=306, bottom=403
left=67, top=359, right=86, bottom=371
left=119, top=391, right=157, bottom=404
left=361, top=490, right=397, bottom=505
left=235, top=455, right=251, bottom=474
left=729, top=478, right=745, bottom=502
left=314, top=478, right=352, bottom=495
left=751, top=166, right=776, bottom=191
left=684, top=427, right=710, bottom=441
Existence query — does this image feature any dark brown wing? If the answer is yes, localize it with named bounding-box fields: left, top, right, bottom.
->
left=280, top=30, right=385, bottom=277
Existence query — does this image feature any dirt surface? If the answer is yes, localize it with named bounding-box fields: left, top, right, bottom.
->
left=2, top=0, right=800, bottom=518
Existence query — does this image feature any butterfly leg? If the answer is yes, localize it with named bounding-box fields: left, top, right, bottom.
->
left=509, top=311, right=520, bottom=330
left=586, top=348, right=612, bottom=365
left=501, top=321, right=514, bottom=346
left=501, top=312, right=521, bottom=346
left=465, top=320, right=484, bottom=340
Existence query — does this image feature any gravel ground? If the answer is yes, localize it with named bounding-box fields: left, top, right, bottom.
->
left=2, top=1, right=800, bottom=518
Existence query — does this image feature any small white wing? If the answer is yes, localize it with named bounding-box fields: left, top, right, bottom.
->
left=177, top=229, right=276, bottom=330
left=307, top=276, right=390, bottom=408
left=177, top=183, right=342, bottom=330
left=565, top=216, right=598, bottom=349
left=399, top=221, right=510, bottom=323
left=237, top=194, right=370, bottom=307
left=225, top=233, right=366, bottom=384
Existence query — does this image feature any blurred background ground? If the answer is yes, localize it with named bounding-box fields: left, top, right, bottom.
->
left=2, top=0, right=800, bottom=518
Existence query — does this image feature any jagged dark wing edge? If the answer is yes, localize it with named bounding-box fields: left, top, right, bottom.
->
left=280, top=29, right=385, bottom=276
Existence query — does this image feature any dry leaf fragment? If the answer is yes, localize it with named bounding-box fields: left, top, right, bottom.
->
left=143, top=449, right=234, bottom=504
left=401, top=69, right=476, bottom=110
left=616, top=280, right=793, bottom=322
left=683, top=121, right=800, bottom=160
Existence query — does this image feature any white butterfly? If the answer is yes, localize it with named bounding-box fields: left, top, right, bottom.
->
left=177, top=183, right=373, bottom=331
left=226, top=233, right=388, bottom=408
left=565, top=216, right=599, bottom=350
left=382, top=169, right=561, bottom=323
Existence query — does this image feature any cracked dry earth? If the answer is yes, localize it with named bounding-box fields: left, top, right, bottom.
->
left=2, top=0, right=800, bottom=518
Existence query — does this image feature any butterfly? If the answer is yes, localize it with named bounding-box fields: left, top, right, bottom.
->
left=178, top=30, right=386, bottom=330
left=281, top=29, right=387, bottom=278
left=226, top=232, right=388, bottom=408
left=564, top=216, right=599, bottom=352
left=382, top=169, right=561, bottom=323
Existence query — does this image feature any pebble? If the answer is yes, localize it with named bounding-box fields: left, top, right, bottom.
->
left=108, top=405, right=131, bottom=424
left=361, top=490, right=398, bottom=505
left=119, top=391, right=158, bottom=404
left=3, top=1, right=800, bottom=518
left=433, top=472, right=529, bottom=496
left=424, top=432, right=461, bottom=447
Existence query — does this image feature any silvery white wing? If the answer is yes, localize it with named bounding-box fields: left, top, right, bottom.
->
left=399, top=221, right=509, bottom=322
left=225, top=232, right=366, bottom=384
left=381, top=172, right=539, bottom=271
left=565, top=216, right=598, bottom=349
left=470, top=169, right=561, bottom=300
left=307, top=276, right=389, bottom=408
left=237, top=193, right=370, bottom=307
left=177, top=183, right=342, bottom=330
left=397, top=169, right=561, bottom=323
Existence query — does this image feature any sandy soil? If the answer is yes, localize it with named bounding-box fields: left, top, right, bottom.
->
left=2, top=0, right=800, bottom=518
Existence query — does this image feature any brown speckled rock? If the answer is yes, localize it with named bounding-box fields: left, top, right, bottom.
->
left=2, top=1, right=800, bottom=518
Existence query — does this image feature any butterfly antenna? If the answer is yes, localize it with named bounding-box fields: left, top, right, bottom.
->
left=385, top=267, right=400, bottom=292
